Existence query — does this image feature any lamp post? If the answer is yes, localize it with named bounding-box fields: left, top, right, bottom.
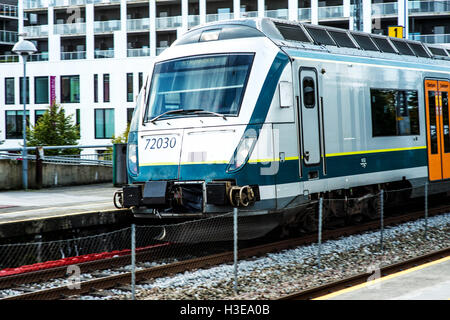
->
left=12, top=39, right=37, bottom=190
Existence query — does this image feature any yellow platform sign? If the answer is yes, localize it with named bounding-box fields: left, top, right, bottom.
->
left=389, top=26, right=404, bottom=39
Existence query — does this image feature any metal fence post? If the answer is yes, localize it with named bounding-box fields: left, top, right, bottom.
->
left=317, top=197, right=323, bottom=270
left=380, top=190, right=384, bottom=251
left=424, top=182, right=428, bottom=240
left=233, top=207, right=238, bottom=294
left=131, top=223, right=136, bottom=300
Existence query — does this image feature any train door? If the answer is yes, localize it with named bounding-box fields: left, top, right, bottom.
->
left=424, top=79, right=450, bottom=181
left=299, top=68, right=322, bottom=177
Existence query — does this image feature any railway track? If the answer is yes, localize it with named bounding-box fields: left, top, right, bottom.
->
left=278, top=246, right=450, bottom=300
left=1, top=203, right=448, bottom=300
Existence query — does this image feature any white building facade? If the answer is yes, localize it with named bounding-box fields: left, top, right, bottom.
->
left=1, top=0, right=450, bottom=149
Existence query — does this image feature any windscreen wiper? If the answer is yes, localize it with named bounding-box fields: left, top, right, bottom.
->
left=148, top=109, right=203, bottom=123
left=148, top=108, right=227, bottom=123
left=191, top=109, right=227, bottom=120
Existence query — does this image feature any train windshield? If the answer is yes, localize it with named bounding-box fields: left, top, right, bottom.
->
left=144, top=53, right=254, bottom=122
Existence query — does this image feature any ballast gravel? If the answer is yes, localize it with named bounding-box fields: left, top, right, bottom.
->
left=121, top=213, right=449, bottom=300
left=3, top=214, right=447, bottom=300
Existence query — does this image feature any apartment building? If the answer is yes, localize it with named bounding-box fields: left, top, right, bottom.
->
left=1, top=0, right=450, bottom=149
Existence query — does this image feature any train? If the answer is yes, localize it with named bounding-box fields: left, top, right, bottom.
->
left=115, top=17, right=450, bottom=241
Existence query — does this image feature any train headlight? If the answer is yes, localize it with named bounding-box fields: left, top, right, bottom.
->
left=226, top=133, right=257, bottom=173
left=127, top=131, right=139, bottom=176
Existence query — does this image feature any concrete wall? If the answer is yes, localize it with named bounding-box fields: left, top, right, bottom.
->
left=0, top=159, right=112, bottom=190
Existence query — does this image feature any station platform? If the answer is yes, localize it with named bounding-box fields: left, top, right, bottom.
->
left=0, top=183, right=130, bottom=239
left=317, top=255, right=450, bottom=300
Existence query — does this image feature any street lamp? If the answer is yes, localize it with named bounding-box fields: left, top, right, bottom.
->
left=12, top=39, right=37, bottom=190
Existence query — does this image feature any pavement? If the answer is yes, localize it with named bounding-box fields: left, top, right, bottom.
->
left=0, top=184, right=131, bottom=238
left=317, top=255, right=450, bottom=300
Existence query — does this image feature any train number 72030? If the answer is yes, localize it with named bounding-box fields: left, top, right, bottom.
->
left=144, top=136, right=177, bottom=150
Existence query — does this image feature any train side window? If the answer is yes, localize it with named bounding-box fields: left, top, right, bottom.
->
left=370, top=89, right=420, bottom=137
left=303, top=77, right=315, bottom=108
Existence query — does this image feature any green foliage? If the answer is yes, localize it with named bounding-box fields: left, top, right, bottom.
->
left=111, top=122, right=130, bottom=144
left=27, top=104, right=80, bottom=155
left=107, top=123, right=130, bottom=153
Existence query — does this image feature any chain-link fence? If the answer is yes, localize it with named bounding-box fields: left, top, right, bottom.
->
left=0, top=181, right=448, bottom=300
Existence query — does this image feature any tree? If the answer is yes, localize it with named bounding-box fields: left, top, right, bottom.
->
left=27, top=103, right=80, bottom=155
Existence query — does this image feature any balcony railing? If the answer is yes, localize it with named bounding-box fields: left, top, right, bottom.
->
left=298, top=7, right=311, bottom=20
left=94, top=20, right=121, bottom=33
left=0, top=3, right=18, bottom=18
left=61, top=51, right=86, bottom=60
left=265, top=9, right=288, bottom=20
left=0, top=55, right=18, bottom=63
left=206, top=12, right=234, bottom=23
left=0, top=30, right=18, bottom=44
left=156, top=47, right=168, bottom=56
left=52, top=0, right=87, bottom=6
left=54, top=23, right=86, bottom=35
left=127, top=48, right=150, bottom=57
left=156, top=16, right=182, bottom=30
left=24, top=0, right=49, bottom=10
left=94, top=49, right=114, bottom=59
left=319, top=5, right=344, bottom=19
left=188, top=15, right=200, bottom=28
left=23, top=25, right=49, bottom=38
left=240, top=11, right=258, bottom=18
left=409, top=33, right=450, bottom=44
left=28, top=52, right=49, bottom=62
left=409, top=0, right=450, bottom=15
left=127, top=18, right=150, bottom=32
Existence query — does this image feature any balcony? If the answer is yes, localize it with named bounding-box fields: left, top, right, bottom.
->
left=206, top=12, right=234, bottom=23
left=298, top=8, right=311, bottom=21
left=409, top=33, right=450, bottom=44
left=0, top=3, right=18, bottom=18
left=94, top=49, right=114, bottom=59
left=54, top=23, right=86, bottom=35
left=240, top=11, right=258, bottom=18
left=409, top=0, right=450, bottom=15
left=318, top=5, right=345, bottom=20
left=24, top=0, right=49, bottom=10
left=61, top=51, right=86, bottom=60
left=156, top=47, right=168, bottom=56
left=0, top=54, right=18, bottom=63
left=0, top=30, right=18, bottom=44
left=23, top=25, right=49, bottom=38
left=127, top=18, right=150, bottom=32
left=188, top=15, right=200, bottom=28
left=265, top=9, right=288, bottom=20
left=52, top=0, right=87, bottom=6
left=94, top=20, right=121, bottom=33
left=156, top=16, right=182, bottom=30
left=28, top=52, right=49, bottom=62
left=127, top=47, right=150, bottom=57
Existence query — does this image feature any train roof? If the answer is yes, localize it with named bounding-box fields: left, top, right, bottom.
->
left=174, top=17, right=450, bottom=66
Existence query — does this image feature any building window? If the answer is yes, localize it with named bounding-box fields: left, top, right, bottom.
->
left=127, top=107, right=135, bottom=124
left=370, top=89, right=420, bottom=137
left=19, top=77, right=30, bottom=104
left=5, top=78, right=14, bottom=105
left=35, top=76, right=49, bottom=104
left=127, top=73, right=133, bottom=102
left=95, top=108, right=114, bottom=139
left=103, top=74, right=110, bottom=102
left=94, top=74, right=98, bottom=103
left=61, top=75, right=80, bottom=103
left=5, top=110, right=30, bottom=139
left=35, top=110, right=46, bottom=124
left=303, top=77, right=315, bottom=108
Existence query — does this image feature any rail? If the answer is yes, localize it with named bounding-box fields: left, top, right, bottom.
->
left=0, top=145, right=113, bottom=166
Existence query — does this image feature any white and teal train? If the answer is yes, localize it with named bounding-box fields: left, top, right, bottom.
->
left=118, top=18, right=450, bottom=238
